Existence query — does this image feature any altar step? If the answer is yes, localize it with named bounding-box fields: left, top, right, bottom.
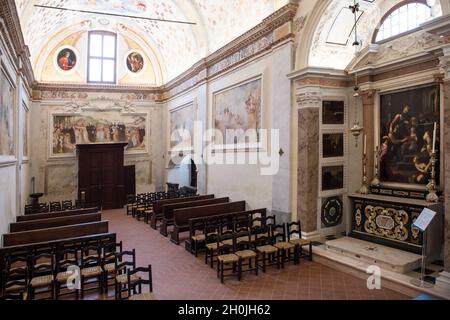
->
left=325, top=237, right=421, bottom=274
left=310, top=238, right=450, bottom=299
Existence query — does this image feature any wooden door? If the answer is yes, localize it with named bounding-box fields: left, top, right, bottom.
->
left=77, top=143, right=127, bottom=210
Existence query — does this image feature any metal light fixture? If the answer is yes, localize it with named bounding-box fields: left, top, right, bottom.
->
left=349, top=0, right=363, bottom=147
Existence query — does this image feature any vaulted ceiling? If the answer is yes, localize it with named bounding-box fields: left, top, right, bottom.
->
left=14, top=0, right=288, bottom=82
left=308, top=0, right=443, bottom=70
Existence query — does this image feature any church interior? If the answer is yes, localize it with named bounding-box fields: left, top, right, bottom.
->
left=0, top=0, right=450, bottom=302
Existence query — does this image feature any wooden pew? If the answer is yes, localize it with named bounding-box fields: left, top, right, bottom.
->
left=150, top=195, right=215, bottom=229
left=2, top=221, right=109, bottom=247
left=0, top=232, right=116, bottom=293
left=16, top=207, right=99, bottom=222
left=159, top=197, right=230, bottom=237
left=170, top=201, right=246, bottom=245
left=9, top=213, right=102, bottom=233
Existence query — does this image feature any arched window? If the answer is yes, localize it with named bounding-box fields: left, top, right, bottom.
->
left=375, top=1, right=432, bottom=43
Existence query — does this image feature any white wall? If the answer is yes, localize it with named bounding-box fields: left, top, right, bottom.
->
left=30, top=94, right=165, bottom=203
left=165, top=41, right=293, bottom=214
left=0, top=29, right=31, bottom=238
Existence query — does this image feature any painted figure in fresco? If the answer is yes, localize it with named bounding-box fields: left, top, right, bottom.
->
left=127, top=52, right=144, bottom=73
left=57, top=50, right=76, bottom=71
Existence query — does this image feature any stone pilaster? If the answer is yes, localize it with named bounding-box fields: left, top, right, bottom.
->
left=361, top=90, right=377, bottom=183
left=296, top=90, right=320, bottom=235
left=444, top=79, right=450, bottom=273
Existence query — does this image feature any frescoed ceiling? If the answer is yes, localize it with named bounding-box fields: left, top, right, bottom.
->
left=14, top=0, right=288, bottom=82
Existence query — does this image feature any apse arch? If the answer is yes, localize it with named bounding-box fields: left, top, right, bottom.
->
left=33, top=17, right=167, bottom=85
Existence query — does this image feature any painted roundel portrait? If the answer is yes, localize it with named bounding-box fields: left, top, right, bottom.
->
left=126, top=52, right=144, bottom=73
left=57, top=48, right=76, bottom=71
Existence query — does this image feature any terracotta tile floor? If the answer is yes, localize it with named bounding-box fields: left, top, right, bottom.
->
left=92, top=209, right=409, bottom=300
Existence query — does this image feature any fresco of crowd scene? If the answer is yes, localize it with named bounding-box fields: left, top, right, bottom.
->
left=52, top=115, right=146, bottom=154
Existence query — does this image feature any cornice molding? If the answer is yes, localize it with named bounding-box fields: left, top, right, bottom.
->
left=0, top=0, right=34, bottom=91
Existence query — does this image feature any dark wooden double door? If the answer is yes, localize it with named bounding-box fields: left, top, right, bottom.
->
left=77, top=143, right=127, bottom=210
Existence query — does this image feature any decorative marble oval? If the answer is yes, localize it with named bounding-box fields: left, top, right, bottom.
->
left=375, top=215, right=395, bottom=230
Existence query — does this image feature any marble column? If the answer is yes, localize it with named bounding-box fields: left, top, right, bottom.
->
left=361, top=90, right=376, bottom=183
left=444, top=79, right=450, bottom=273
left=296, top=91, right=320, bottom=235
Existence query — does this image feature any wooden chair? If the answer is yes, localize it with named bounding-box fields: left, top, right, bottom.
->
left=287, top=221, right=312, bottom=262
left=216, top=230, right=239, bottom=284
left=0, top=291, right=24, bottom=300
left=189, top=218, right=206, bottom=257
left=272, top=224, right=297, bottom=266
left=114, top=249, right=137, bottom=300
left=234, top=228, right=258, bottom=280
left=80, top=245, right=103, bottom=299
left=2, top=257, right=28, bottom=299
left=61, top=200, right=73, bottom=211
left=204, top=219, right=221, bottom=268
left=253, top=219, right=280, bottom=273
left=55, top=248, right=79, bottom=300
left=50, top=202, right=62, bottom=212
left=102, top=251, right=117, bottom=292
left=28, top=253, right=55, bottom=300
left=127, top=265, right=156, bottom=300
left=126, top=195, right=137, bottom=216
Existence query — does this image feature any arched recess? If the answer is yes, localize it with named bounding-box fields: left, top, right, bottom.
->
left=33, top=17, right=167, bottom=85
left=294, top=0, right=447, bottom=71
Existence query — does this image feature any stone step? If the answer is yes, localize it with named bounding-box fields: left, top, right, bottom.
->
left=325, top=237, right=422, bottom=274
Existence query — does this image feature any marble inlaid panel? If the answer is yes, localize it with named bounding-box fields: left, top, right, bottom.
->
left=297, top=107, right=319, bottom=233
left=444, top=81, right=450, bottom=272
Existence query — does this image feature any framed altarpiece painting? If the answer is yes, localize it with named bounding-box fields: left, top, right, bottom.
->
left=378, top=84, right=440, bottom=189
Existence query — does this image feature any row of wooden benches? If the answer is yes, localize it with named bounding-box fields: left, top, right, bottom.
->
left=2, top=207, right=108, bottom=247
left=128, top=194, right=250, bottom=246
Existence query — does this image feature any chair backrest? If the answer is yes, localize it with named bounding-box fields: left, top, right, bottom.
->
left=50, top=202, right=62, bottom=212
left=0, top=291, right=24, bottom=300
left=30, top=253, right=54, bottom=277
left=234, top=227, right=252, bottom=250
left=81, top=245, right=101, bottom=267
left=217, top=229, right=234, bottom=253
left=252, top=217, right=271, bottom=246
left=287, top=221, right=302, bottom=241
left=127, top=265, right=153, bottom=295
left=189, top=218, right=205, bottom=238
left=61, top=200, right=73, bottom=211
left=2, top=269, right=28, bottom=295
left=56, top=248, right=78, bottom=272
left=116, top=249, right=136, bottom=273
left=271, top=223, right=286, bottom=243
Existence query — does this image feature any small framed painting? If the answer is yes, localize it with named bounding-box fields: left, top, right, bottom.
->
left=323, top=133, right=344, bottom=158
left=322, top=101, right=344, bottom=125
left=322, top=165, right=344, bottom=191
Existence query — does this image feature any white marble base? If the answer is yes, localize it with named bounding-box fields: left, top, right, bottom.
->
left=435, top=271, right=450, bottom=295
left=326, top=237, right=422, bottom=274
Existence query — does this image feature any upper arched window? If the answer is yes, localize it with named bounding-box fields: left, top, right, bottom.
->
left=375, top=1, right=432, bottom=43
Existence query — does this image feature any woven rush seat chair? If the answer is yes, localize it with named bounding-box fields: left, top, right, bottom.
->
left=127, top=265, right=155, bottom=300
left=2, top=257, right=28, bottom=299
left=253, top=219, right=280, bottom=273
left=233, top=228, right=258, bottom=279
left=216, top=230, right=239, bottom=284
left=28, top=253, right=55, bottom=300
left=287, top=221, right=313, bottom=262
left=114, top=249, right=137, bottom=300
left=272, top=224, right=297, bottom=266
left=80, top=245, right=103, bottom=299
left=55, top=248, right=79, bottom=300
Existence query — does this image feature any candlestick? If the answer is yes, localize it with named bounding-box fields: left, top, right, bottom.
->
left=371, top=146, right=381, bottom=186
left=359, top=153, right=370, bottom=194
left=426, top=151, right=439, bottom=203
left=363, top=134, right=367, bottom=155
left=432, top=122, right=437, bottom=153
